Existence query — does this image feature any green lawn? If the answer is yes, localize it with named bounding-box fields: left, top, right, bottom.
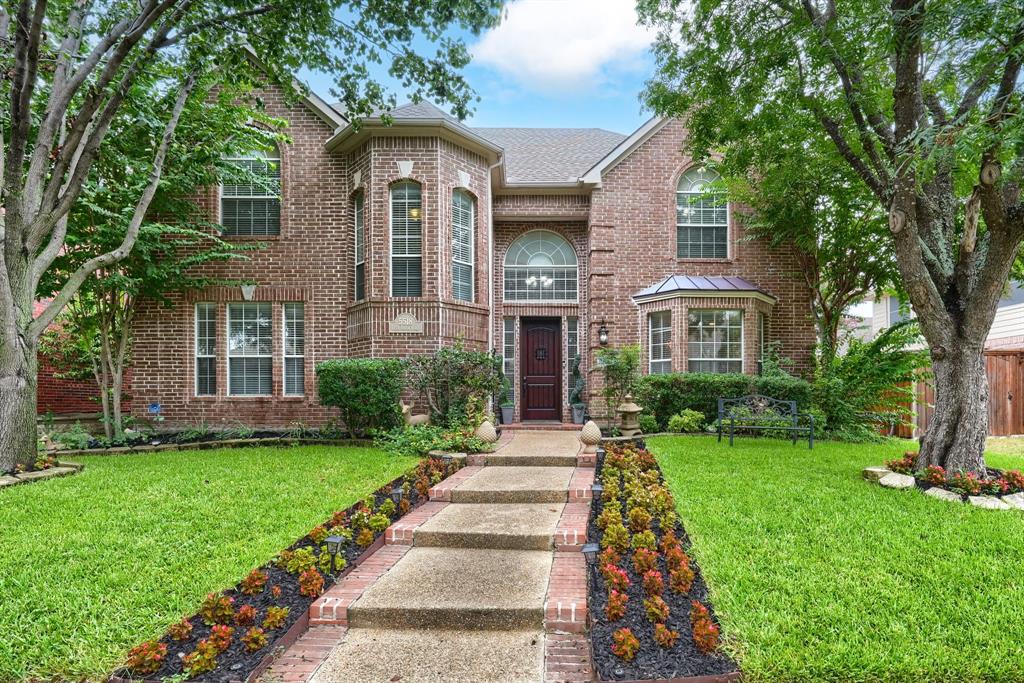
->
left=0, top=446, right=418, bottom=682
left=650, top=436, right=1024, bottom=683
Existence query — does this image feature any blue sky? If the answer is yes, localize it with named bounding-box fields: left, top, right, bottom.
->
left=301, top=0, right=657, bottom=135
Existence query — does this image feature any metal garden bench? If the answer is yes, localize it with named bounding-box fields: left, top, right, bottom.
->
left=717, top=394, right=814, bottom=448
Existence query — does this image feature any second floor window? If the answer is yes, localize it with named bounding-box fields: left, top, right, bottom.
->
left=677, top=167, right=727, bottom=259
left=504, top=229, right=578, bottom=303
left=391, top=180, right=422, bottom=297
left=221, top=147, right=281, bottom=236
left=354, top=192, right=366, bottom=301
left=452, top=189, right=475, bottom=302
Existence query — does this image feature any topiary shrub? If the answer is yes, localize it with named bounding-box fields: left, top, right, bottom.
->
left=316, top=358, right=405, bottom=437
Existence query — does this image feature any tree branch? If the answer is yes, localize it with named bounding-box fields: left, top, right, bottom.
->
left=28, top=72, right=198, bottom=341
left=154, top=4, right=275, bottom=48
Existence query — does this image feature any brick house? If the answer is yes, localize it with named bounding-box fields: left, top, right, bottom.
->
left=129, top=92, right=815, bottom=428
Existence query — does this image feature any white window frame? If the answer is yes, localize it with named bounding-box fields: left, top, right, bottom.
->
left=390, top=180, right=423, bottom=298
left=648, top=311, right=672, bottom=374
left=227, top=302, right=273, bottom=396
left=220, top=147, right=281, bottom=237
left=452, top=189, right=475, bottom=302
left=503, top=229, right=578, bottom=303
left=687, top=309, right=744, bottom=374
left=283, top=303, right=305, bottom=396
left=195, top=303, right=216, bottom=396
left=503, top=318, right=516, bottom=404
left=354, top=192, right=365, bottom=301
left=676, top=167, right=729, bottom=260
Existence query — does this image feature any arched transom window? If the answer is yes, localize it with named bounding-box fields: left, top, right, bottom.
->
left=503, top=230, right=578, bottom=302
left=676, top=167, right=728, bottom=259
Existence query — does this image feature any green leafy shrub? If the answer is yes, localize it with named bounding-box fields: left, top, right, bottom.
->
left=284, top=548, right=317, bottom=575
left=406, top=343, right=502, bottom=426
left=374, top=424, right=488, bottom=457
left=666, top=409, right=706, bottom=433
left=316, top=358, right=405, bottom=437
left=262, top=606, right=289, bottom=630
left=597, top=345, right=641, bottom=420
left=199, top=593, right=234, bottom=625
left=638, top=413, right=659, bottom=433
left=183, top=640, right=219, bottom=678
left=125, top=640, right=166, bottom=675
left=52, top=422, right=93, bottom=450
left=636, top=372, right=812, bottom=429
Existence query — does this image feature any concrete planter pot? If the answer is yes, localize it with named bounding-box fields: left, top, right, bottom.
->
left=571, top=404, right=586, bottom=424
left=500, top=405, right=514, bottom=425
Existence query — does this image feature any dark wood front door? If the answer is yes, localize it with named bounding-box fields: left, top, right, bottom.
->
left=520, top=319, right=562, bottom=421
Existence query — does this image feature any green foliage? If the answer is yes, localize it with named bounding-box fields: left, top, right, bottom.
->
left=406, top=344, right=502, bottom=426
left=814, top=322, right=929, bottom=441
left=316, top=359, right=405, bottom=437
left=374, top=424, right=488, bottom=457
left=597, top=345, right=641, bottom=419
left=636, top=372, right=813, bottom=429
left=666, top=409, right=706, bottom=434
left=638, top=414, right=659, bottom=434
left=51, top=423, right=93, bottom=451
left=569, top=354, right=586, bottom=406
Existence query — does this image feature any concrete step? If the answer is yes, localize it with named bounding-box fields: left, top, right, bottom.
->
left=309, top=628, right=545, bottom=683
left=484, top=452, right=578, bottom=467
left=414, top=503, right=564, bottom=550
left=347, top=547, right=551, bottom=630
left=447, top=466, right=574, bottom=504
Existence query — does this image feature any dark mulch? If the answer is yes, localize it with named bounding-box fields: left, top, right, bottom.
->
left=82, top=428, right=356, bottom=451
left=111, top=465, right=440, bottom=683
left=588, top=450, right=737, bottom=682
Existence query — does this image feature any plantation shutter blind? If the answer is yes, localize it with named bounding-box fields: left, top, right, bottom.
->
left=452, top=189, right=474, bottom=302
left=391, top=181, right=423, bottom=297
left=222, top=153, right=281, bottom=237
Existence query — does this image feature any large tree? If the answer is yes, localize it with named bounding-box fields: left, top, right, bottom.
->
left=0, top=0, right=503, bottom=472
left=641, top=0, right=1024, bottom=473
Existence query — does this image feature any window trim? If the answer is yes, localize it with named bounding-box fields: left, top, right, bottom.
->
left=219, top=147, right=282, bottom=237
left=452, top=189, right=475, bottom=303
left=648, top=311, right=672, bottom=374
left=282, top=303, right=305, bottom=396
left=354, top=192, right=366, bottom=301
left=226, top=302, right=273, bottom=397
left=675, top=167, right=730, bottom=260
left=687, top=309, right=744, bottom=374
left=390, top=180, right=423, bottom=298
left=195, top=303, right=216, bottom=397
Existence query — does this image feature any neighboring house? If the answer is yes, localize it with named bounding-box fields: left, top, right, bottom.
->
left=128, top=93, right=815, bottom=428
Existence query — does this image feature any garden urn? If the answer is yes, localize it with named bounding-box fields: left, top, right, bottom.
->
left=617, top=394, right=643, bottom=437
left=580, top=420, right=601, bottom=453
left=474, top=420, right=498, bottom=443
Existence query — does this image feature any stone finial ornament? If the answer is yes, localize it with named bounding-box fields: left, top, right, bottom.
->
left=580, top=420, right=601, bottom=454
left=474, top=420, right=498, bottom=443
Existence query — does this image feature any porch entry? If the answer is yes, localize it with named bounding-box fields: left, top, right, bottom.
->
left=520, top=318, right=562, bottom=421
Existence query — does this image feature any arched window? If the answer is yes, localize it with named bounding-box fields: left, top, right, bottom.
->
left=452, top=189, right=475, bottom=302
left=676, top=167, right=728, bottom=259
left=221, top=146, right=281, bottom=236
left=504, top=230, right=578, bottom=302
left=391, top=180, right=422, bottom=297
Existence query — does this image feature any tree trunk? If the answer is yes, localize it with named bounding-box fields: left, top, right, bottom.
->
left=917, top=341, right=988, bottom=474
left=0, top=341, right=39, bottom=473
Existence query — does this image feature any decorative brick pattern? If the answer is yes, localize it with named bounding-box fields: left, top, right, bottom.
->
left=554, top=502, right=590, bottom=551
left=568, top=467, right=595, bottom=503
left=384, top=501, right=447, bottom=545
left=264, top=625, right=347, bottom=683
left=308, top=544, right=410, bottom=625
left=544, top=632, right=596, bottom=683
left=427, top=465, right=482, bottom=502
left=544, top=551, right=589, bottom=633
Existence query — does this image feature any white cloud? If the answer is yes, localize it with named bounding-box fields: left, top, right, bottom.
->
left=471, top=0, right=656, bottom=93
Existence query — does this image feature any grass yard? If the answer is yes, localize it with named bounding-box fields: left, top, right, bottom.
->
left=650, top=435, right=1024, bottom=683
left=986, top=436, right=1024, bottom=460
left=0, top=446, right=418, bottom=682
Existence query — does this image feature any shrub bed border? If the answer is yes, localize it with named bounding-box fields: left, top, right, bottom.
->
left=0, top=461, right=83, bottom=488
left=53, top=437, right=374, bottom=458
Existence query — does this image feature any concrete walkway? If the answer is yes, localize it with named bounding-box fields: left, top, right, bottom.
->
left=300, top=430, right=593, bottom=683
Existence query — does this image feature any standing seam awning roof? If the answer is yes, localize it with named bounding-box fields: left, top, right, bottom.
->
left=633, top=275, right=777, bottom=301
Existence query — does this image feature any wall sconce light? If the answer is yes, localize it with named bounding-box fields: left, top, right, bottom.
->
left=598, top=320, right=609, bottom=346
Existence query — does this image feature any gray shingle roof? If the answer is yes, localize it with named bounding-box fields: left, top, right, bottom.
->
left=633, top=275, right=777, bottom=301
left=374, top=101, right=461, bottom=122
left=473, top=127, right=626, bottom=184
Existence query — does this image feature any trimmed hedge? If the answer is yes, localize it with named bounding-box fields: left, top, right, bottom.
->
left=316, top=359, right=405, bottom=437
left=635, top=372, right=813, bottom=430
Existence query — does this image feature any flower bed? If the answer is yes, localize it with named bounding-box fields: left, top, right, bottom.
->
left=883, top=451, right=1024, bottom=503
left=110, top=457, right=457, bottom=682
left=589, top=442, right=738, bottom=682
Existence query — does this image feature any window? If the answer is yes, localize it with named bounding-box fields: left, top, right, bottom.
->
left=688, top=310, right=742, bottom=373
left=354, top=192, right=365, bottom=301
left=888, top=296, right=911, bottom=325
left=758, top=312, right=766, bottom=361
left=221, top=147, right=281, bottom=236
left=283, top=303, right=305, bottom=395
left=504, top=318, right=516, bottom=404
left=391, top=181, right=422, bottom=297
left=677, top=167, right=728, bottom=259
left=227, top=303, right=272, bottom=395
left=649, top=311, right=672, bottom=374
left=195, top=303, right=216, bottom=396
left=566, top=317, right=579, bottom=401
left=452, top=189, right=475, bottom=302
left=503, top=230, right=578, bottom=302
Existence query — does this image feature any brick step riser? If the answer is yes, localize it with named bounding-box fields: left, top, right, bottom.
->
left=413, top=530, right=554, bottom=551
left=347, top=607, right=544, bottom=631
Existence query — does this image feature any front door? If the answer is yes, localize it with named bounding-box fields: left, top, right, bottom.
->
left=520, top=319, right=562, bottom=421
